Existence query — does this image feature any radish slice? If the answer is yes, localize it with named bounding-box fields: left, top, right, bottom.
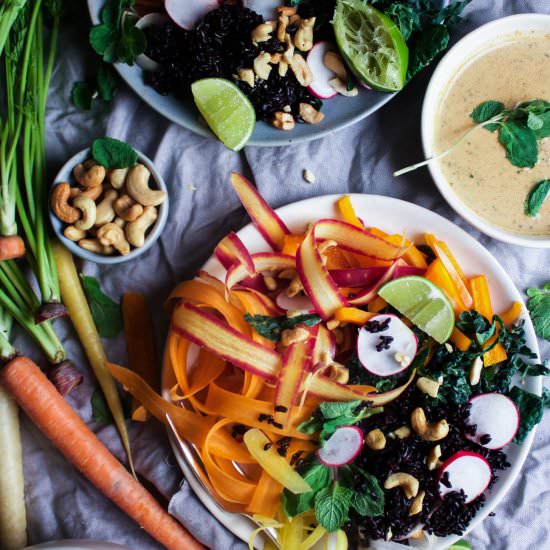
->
left=357, top=314, right=417, bottom=376
left=276, top=290, right=315, bottom=313
left=307, top=42, right=339, bottom=99
left=164, top=0, right=218, bottom=30
left=243, top=0, right=281, bottom=19
left=466, top=393, right=520, bottom=450
left=438, top=451, right=492, bottom=503
left=317, top=426, right=363, bottom=466
left=135, top=13, right=169, bottom=71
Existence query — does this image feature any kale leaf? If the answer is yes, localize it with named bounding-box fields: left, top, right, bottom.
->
left=244, top=313, right=321, bottom=342
left=526, top=282, right=550, bottom=341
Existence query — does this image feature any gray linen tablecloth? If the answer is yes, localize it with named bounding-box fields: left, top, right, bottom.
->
left=18, top=1, right=549, bottom=548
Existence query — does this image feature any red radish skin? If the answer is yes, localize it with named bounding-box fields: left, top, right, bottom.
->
left=357, top=314, right=417, bottom=376
left=276, top=290, right=315, bottom=313
left=307, top=42, right=339, bottom=99
left=466, top=393, right=520, bottom=450
left=164, top=0, right=218, bottom=30
left=438, top=451, right=492, bottom=503
left=348, top=262, right=401, bottom=306
left=329, top=265, right=425, bottom=288
left=317, top=426, right=364, bottom=466
left=216, top=231, right=255, bottom=276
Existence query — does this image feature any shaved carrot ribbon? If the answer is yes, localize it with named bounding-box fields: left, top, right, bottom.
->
left=226, top=252, right=296, bottom=291
left=215, top=231, right=255, bottom=275
left=337, top=196, right=363, bottom=228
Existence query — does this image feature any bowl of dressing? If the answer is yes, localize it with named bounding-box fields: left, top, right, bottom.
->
left=421, top=13, right=550, bottom=248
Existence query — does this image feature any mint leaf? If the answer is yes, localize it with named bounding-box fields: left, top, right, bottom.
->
left=244, top=313, right=321, bottom=342
left=526, top=282, right=550, bottom=341
left=314, top=483, right=353, bottom=532
left=81, top=275, right=123, bottom=338
left=470, top=100, right=505, bottom=123
left=282, top=462, right=331, bottom=517
left=71, top=81, right=94, bottom=110
left=116, top=19, right=146, bottom=65
left=97, top=63, right=119, bottom=101
left=508, top=385, right=546, bottom=444
left=527, top=111, right=544, bottom=131
left=92, top=137, right=138, bottom=168
left=525, top=180, right=550, bottom=218
left=533, top=111, right=550, bottom=139
left=89, top=23, right=118, bottom=58
left=349, top=473, right=384, bottom=516
left=319, top=400, right=362, bottom=419
left=498, top=121, right=538, bottom=168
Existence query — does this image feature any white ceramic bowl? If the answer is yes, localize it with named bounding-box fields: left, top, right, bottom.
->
left=421, top=14, right=550, bottom=248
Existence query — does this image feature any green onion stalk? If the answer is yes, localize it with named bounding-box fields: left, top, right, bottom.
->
left=1, top=0, right=67, bottom=324
left=0, top=0, right=29, bottom=57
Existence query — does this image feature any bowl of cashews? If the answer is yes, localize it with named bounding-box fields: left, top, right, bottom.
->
left=49, top=144, right=169, bottom=264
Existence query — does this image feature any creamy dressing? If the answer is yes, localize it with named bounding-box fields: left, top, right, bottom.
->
left=434, top=34, right=550, bottom=235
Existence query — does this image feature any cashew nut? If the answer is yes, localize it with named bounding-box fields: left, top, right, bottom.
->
left=322, top=362, right=349, bottom=384
left=263, top=275, right=278, bottom=291
left=392, top=425, right=411, bottom=439
left=287, top=274, right=303, bottom=297
left=126, top=164, right=166, bottom=206
left=113, top=194, right=143, bottom=222
left=236, top=68, right=255, bottom=88
left=253, top=52, right=272, bottom=81
left=79, top=184, right=103, bottom=201
left=290, top=53, right=313, bottom=86
left=470, top=356, right=483, bottom=385
left=277, top=6, right=296, bottom=16
left=114, top=217, right=126, bottom=228
left=252, top=21, right=275, bottom=44
left=427, top=444, right=442, bottom=471
left=411, top=408, right=449, bottom=442
left=51, top=182, right=81, bottom=223
left=324, top=51, right=347, bottom=81
left=416, top=376, right=441, bottom=398
left=277, top=14, right=289, bottom=42
left=384, top=472, right=419, bottom=499
left=63, top=225, right=87, bottom=242
left=109, top=168, right=129, bottom=189
left=272, top=111, right=295, bottom=131
left=94, top=189, right=118, bottom=226
left=366, top=429, right=386, bottom=450
left=281, top=326, right=309, bottom=346
left=279, top=59, right=289, bottom=77
left=72, top=195, right=96, bottom=231
left=73, top=162, right=106, bottom=188
left=409, top=490, right=425, bottom=516
left=125, top=205, right=158, bottom=247
left=299, top=103, right=324, bottom=125
left=328, top=77, right=359, bottom=97
left=78, top=238, right=114, bottom=255
left=97, top=223, right=130, bottom=255
left=294, top=17, right=315, bottom=52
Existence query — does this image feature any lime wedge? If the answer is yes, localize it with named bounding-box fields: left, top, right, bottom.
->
left=191, top=78, right=255, bottom=151
left=447, top=541, right=473, bottom=550
left=333, top=0, right=409, bottom=92
left=378, top=276, right=455, bottom=344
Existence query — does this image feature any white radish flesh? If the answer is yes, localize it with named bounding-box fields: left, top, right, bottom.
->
left=316, top=426, right=363, bottom=466
left=466, top=393, right=520, bottom=449
left=0, top=385, right=27, bottom=549
left=438, top=451, right=492, bottom=503
left=276, top=290, right=315, bottom=313
left=243, top=0, right=281, bottom=20
left=357, top=314, right=417, bottom=377
left=164, top=0, right=218, bottom=30
left=307, top=42, right=339, bottom=99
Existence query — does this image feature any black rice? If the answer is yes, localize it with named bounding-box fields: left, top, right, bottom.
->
left=144, top=4, right=321, bottom=121
left=344, top=384, right=510, bottom=545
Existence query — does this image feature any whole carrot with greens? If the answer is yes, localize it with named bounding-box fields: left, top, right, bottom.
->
left=0, top=355, right=204, bottom=550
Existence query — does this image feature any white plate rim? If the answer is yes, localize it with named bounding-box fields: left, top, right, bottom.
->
left=162, top=194, right=541, bottom=549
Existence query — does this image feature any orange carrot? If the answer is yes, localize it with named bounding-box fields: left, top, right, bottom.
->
left=0, top=356, right=203, bottom=550
left=500, top=301, right=523, bottom=327
left=334, top=307, right=374, bottom=325
left=0, top=236, right=25, bottom=260
left=122, top=293, right=158, bottom=420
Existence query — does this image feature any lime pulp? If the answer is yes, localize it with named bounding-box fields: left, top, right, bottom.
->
left=378, top=276, right=455, bottom=344
left=333, top=0, right=409, bottom=92
left=191, top=78, right=255, bottom=151
left=446, top=540, right=473, bottom=550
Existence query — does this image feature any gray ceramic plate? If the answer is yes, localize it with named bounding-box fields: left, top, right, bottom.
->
left=87, top=0, right=397, bottom=147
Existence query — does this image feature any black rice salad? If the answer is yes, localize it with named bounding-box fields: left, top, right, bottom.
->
left=144, top=3, right=323, bottom=122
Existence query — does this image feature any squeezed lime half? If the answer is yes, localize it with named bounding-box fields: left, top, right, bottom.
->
left=191, top=78, right=255, bottom=151
left=333, top=0, right=409, bottom=92
left=378, top=276, right=455, bottom=344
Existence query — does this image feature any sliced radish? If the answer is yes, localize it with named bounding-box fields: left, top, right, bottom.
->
left=307, top=42, right=339, bottom=99
left=316, top=426, right=363, bottom=467
left=243, top=0, right=281, bottom=19
left=438, top=451, right=492, bottom=503
left=357, top=314, right=417, bottom=377
left=276, top=290, right=315, bottom=313
left=466, top=393, right=520, bottom=450
left=164, top=0, right=218, bottom=30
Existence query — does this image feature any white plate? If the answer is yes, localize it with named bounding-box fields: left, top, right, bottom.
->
left=162, top=194, right=541, bottom=549
left=24, top=541, right=130, bottom=550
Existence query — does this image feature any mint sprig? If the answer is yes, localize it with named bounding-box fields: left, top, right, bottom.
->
left=525, top=180, right=550, bottom=218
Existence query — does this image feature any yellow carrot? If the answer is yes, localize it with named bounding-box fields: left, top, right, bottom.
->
left=337, top=195, right=363, bottom=228
left=53, top=241, right=134, bottom=474
left=500, top=301, right=523, bottom=326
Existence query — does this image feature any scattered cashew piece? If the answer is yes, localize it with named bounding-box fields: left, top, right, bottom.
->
left=366, top=429, right=386, bottom=450
left=411, top=407, right=449, bottom=442
left=409, top=490, right=425, bottom=516
left=384, top=472, right=419, bottom=499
